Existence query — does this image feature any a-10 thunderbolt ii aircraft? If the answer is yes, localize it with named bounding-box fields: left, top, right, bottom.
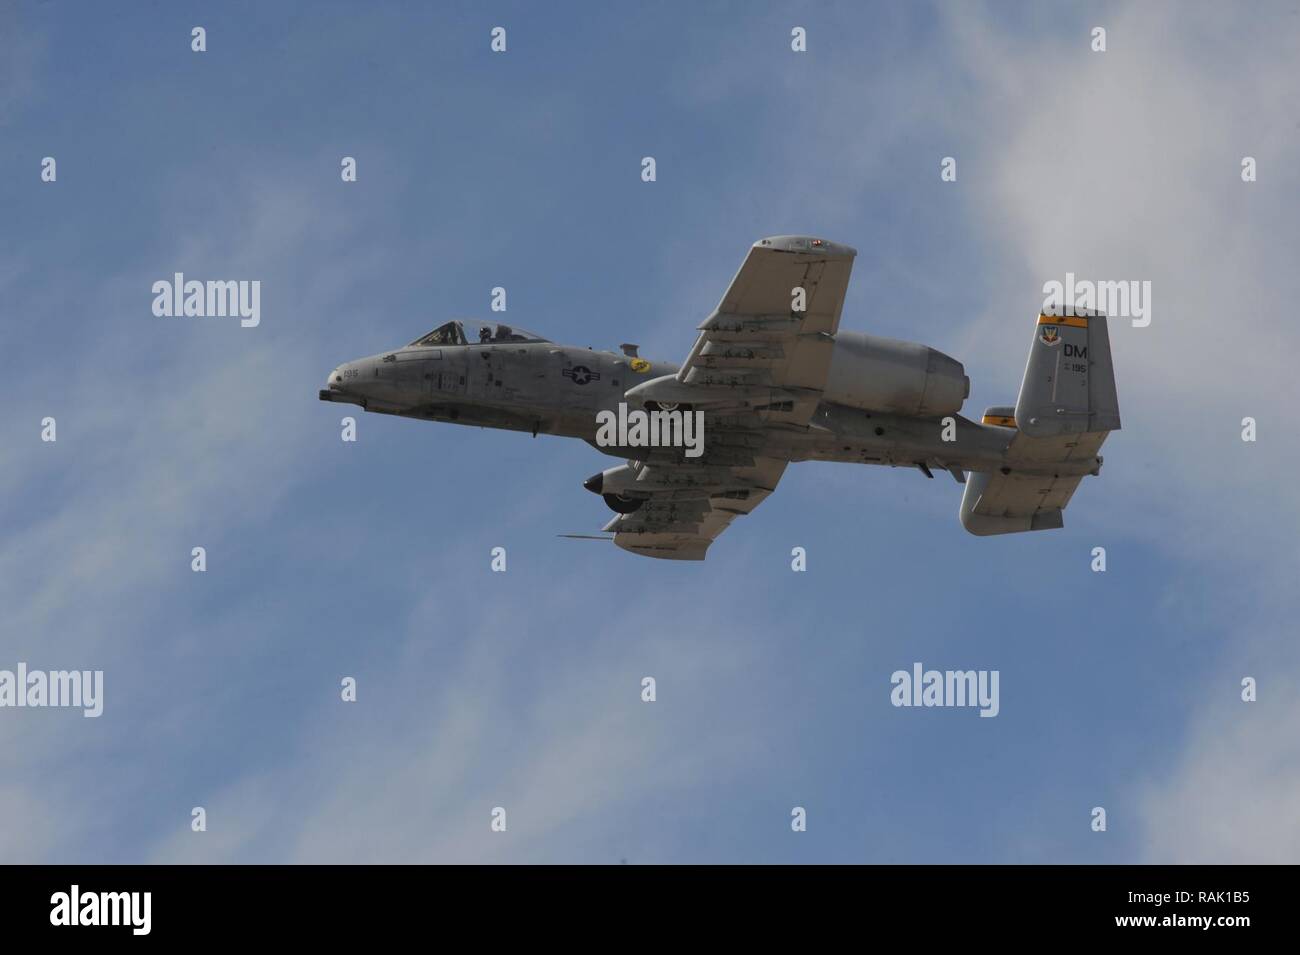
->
left=321, top=236, right=1120, bottom=560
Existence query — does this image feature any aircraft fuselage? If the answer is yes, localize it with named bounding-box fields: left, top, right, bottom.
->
left=319, top=335, right=1098, bottom=481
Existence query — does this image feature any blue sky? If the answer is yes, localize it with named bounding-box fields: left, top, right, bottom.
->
left=2, top=1, right=1298, bottom=863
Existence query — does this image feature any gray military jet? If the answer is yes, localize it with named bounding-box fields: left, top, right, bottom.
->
left=320, top=235, right=1120, bottom=560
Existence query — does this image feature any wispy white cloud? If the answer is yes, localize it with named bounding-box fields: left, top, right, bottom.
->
left=146, top=589, right=773, bottom=864
left=930, top=1, right=1300, bottom=861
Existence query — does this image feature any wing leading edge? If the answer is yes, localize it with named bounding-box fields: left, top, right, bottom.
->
left=670, top=235, right=857, bottom=427
left=604, top=236, right=854, bottom=560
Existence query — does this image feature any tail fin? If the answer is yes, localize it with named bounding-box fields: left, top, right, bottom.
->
left=1014, top=305, right=1120, bottom=437
left=959, top=307, right=1119, bottom=536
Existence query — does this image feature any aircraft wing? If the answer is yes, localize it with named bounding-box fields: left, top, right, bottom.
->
left=604, top=456, right=789, bottom=560
left=626, top=235, right=857, bottom=426
left=602, top=236, right=856, bottom=560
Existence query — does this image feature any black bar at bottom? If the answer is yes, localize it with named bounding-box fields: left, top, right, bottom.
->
left=0, top=864, right=1281, bottom=941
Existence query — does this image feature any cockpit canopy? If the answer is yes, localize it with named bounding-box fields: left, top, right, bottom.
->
left=408, top=320, right=549, bottom=348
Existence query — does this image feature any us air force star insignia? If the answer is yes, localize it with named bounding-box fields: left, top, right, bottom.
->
left=1039, top=325, right=1060, bottom=345
left=564, top=365, right=600, bottom=385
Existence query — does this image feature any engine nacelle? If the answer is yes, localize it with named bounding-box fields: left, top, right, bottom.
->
left=583, top=464, right=646, bottom=514
left=824, top=331, right=969, bottom=417
left=583, top=464, right=640, bottom=497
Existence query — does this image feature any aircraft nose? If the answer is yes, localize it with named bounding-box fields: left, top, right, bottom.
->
left=319, top=364, right=348, bottom=401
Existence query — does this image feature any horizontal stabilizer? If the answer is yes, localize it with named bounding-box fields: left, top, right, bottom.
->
left=960, top=470, right=1077, bottom=536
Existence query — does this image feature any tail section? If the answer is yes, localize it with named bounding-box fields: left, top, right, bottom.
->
left=1014, top=305, right=1120, bottom=437
left=960, top=307, right=1119, bottom=536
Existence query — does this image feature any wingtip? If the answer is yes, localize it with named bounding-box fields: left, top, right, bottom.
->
left=753, top=235, right=856, bottom=258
